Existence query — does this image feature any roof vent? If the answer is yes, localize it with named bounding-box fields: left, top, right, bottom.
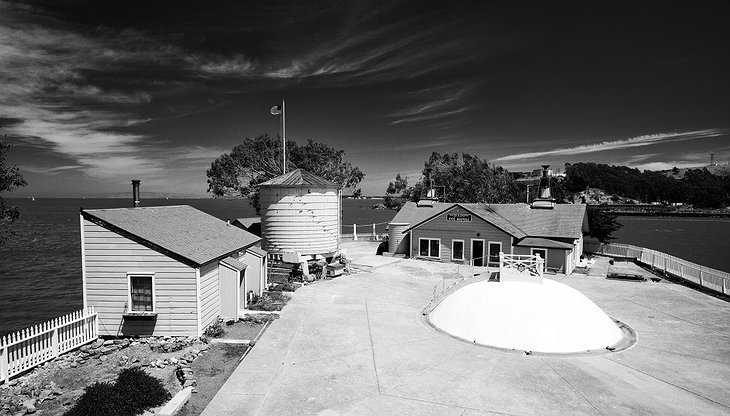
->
left=131, top=179, right=141, bottom=208
left=531, top=165, right=555, bottom=209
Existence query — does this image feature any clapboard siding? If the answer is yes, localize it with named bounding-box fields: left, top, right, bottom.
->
left=410, top=206, right=513, bottom=262
left=199, top=262, right=220, bottom=331
left=83, top=219, right=199, bottom=337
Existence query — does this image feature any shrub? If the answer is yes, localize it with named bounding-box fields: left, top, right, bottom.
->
left=64, top=367, right=170, bottom=416
left=204, top=321, right=225, bottom=338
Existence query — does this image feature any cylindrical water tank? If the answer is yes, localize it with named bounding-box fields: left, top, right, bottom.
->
left=388, top=222, right=410, bottom=254
left=259, top=170, right=341, bottom=256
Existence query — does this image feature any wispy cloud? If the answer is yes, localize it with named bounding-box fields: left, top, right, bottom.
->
left=494, top=129, right=726, bottom=162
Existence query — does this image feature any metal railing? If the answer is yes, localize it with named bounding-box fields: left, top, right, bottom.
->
left=342, top=221, right=390, bottom=241
left=584, top=242, right=729, bottom=296
left=1, top=307, right=98, bottom=384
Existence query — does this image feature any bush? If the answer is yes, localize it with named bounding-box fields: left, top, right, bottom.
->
left=65, top=367, right=170, bottom=416
left=203, top=321, right=225, bottom=338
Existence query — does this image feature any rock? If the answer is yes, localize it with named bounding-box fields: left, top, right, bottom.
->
left=79, top=345, right=91, bottom=354
left=99, top=346, right=116, bottom=355
left=120, top=339, right=130, bottom=348
left=63, top=400, right=72, bottom=406
left=70, top=362, right=77, bottom=368
left=198, top=344, right=209, bottom=351
left=131, top=357, right=140, bottom=363
left=182, top=380, right=196, bottom=388
left=8, top=381, right=17, bottom=387
left=22, top=399, right=35, bottom=414
left=99, top=355, right=108, bottom=362
left=191, top=349, right=200, bottom=355
left=38, top=390, right=53, bottom=402
left=102, top=340, right=114, bottom=346
left=169, top=357, right=178, bottom=364
left=91, top=339, right=104, bottom=349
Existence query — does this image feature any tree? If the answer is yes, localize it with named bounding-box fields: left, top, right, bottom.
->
left=383, top=173, right=411, bottom=209
left=384, top=151, right=521, bottom=207
left=586, top=207, right=622, bottom=243
left=1, top=136, right=28, bottom=244
left=206, top=134, right=364, bottom=212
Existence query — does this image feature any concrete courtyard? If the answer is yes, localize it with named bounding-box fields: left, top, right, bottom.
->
left=202, top=241, right=730, bottom=415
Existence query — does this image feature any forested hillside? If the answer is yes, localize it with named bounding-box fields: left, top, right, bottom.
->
left=562, top=163, right=730, bottom=208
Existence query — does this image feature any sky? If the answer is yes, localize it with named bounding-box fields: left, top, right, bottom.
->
left=1, top=0, right=728, bottom=197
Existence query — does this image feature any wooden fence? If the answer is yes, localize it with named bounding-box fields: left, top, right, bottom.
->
left=584, top=242, right=730, bottom=296
left=1, top=307, right=98, bottom=384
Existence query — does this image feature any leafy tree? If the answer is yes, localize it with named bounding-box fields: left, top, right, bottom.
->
left=206, top=134, right=364, bottom=212
left=384, top=152, right=521, bottom=207
left=586, top=206, right=622, bottom=243
left=1, top=135, right=27, bottom=245
left=383, top=173, right=411, bottom=209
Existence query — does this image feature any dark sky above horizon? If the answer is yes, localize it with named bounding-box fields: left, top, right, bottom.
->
left=2, top=0, right=729, bottom=196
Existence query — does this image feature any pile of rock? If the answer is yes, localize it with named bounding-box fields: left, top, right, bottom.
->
left=0, top=380, right=63, bottom=414
left=0, top=336, right=210, bottom=415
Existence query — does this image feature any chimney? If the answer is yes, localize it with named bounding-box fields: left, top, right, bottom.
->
left=131, top=179, right=141, bottom=207
left=531, top=165, right=555, bottom=209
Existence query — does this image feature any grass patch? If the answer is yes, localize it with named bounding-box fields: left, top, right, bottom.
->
left=64, top=367, right=170, bottom=416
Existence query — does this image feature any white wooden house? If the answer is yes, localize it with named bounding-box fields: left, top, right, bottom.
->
left=80, top=205, right=266, bottom=337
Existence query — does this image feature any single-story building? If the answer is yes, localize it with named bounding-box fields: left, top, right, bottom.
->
left=80, top=205, right=266, bottom=337
left=231, top=217, right=261, bottom=237
left=389, top=201, right=587, bottom=274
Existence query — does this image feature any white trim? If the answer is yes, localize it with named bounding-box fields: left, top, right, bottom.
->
left=126, top=272, right=156, bottom=313
left=487, top=241, right=502, bottom=266
left=418, top=237, right=441, bottom=258
left=470, top=238, right=485, bottom=266
left=530, top=248, right=548, bottom=271
left=80, top=215, right=88, bottom=309
left=451, top=239, right=465, bottom=261
left=195, top=268, right=202, bottom=337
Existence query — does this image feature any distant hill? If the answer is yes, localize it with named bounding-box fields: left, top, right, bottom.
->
left=663, top=164, right=730, bottom=179
left=561, top=162, right=730, bottom=208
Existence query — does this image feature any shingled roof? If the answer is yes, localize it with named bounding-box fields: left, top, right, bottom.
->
left=393, top=201, right=587, bottom=240
left=81, top=205, right=261, bottom=266
left=257, top=169, right=340, bottom=188
left=491, top=204, right=587, bottom=239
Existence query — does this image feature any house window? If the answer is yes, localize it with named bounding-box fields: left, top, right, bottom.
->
left=419, top=238, right=440, bottom=258
left=452, top=240, right=464, bottom=260
left=128, top=274, right=155, bottom=312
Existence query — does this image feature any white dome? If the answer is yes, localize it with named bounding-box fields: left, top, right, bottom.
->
left=429, top=279, right=623, bottom=353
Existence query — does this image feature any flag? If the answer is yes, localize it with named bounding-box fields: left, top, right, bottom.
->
left=270, top=105, right=282, bottom=115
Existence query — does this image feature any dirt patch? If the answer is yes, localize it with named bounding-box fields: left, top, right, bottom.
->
left=178, top=319, right=269, bottom=415
left=176, top=343, right=248, bottom=416
left=1, top=338, right=206, bottom=416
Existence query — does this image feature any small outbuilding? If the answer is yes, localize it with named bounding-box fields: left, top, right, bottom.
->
left=80, top=205, right=265, bottom=337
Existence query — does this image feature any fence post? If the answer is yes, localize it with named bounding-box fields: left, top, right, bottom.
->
left=353, top=224, right=357, bottom=241
left=1, top=343, right=8, bottom=384
left=52, top=325, right=59, bottom=359
left=699, top=269, right=703, bottom=288
left=372, top=223, right=376, bottom=239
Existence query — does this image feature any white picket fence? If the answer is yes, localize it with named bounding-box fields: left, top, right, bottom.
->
left=0, top=307, right=98, bottom=384
left=584, top=242, right=730, bottom=296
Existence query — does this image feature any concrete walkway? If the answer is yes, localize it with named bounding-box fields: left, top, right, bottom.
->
left=202, top=241, right=730, bottom=416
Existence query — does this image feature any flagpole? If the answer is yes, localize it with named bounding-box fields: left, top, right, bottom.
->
left=282, top=99, right=286, bottom=174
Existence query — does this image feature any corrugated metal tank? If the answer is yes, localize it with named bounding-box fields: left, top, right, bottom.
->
left=260, top=186, right=340, bottom=255
left=388, top=222, right=410, bottom=254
